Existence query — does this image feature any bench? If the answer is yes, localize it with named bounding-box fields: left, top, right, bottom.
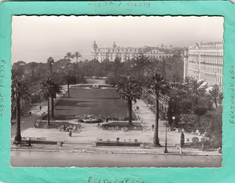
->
left=95, top=141, right=141, bottom=147
left=18, top=140, right=64, bottom=146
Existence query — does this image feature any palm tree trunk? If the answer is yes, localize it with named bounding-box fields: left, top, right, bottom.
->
left=14, top=95, right=21, bottom=142
left=67, top=82, right=70, bottom=97
left=50, top=64, right=53, bottom=77
left=51, top=97, right=54, bottom=119
left=214, top=98, right=217, bottom=108
left=47, top=98, right=50, bottom=127
left=128, top=98, right=133, bottom=126
left=154, top=90, right=161, bottom=146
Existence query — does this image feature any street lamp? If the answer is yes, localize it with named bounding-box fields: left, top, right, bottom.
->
left=172, top=116, right=176, bottom=130
left=164, top=117, right=169, bottom=153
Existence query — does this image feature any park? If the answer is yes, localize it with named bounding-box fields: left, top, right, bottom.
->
left=10, top=53, right=223, bottom=167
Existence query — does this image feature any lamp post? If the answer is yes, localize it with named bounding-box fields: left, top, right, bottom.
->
left=172, top=116, right=176, bottom=130
left=164, top=117, right=169, bottom=153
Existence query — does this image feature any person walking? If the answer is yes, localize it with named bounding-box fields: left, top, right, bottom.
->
left=69, top=129, right=72, bottom=137
left=152, top=124, right=154, bottom=131
left=28, top=139, right=32, bottom=148
left=180, top=132, right=185, bottom=147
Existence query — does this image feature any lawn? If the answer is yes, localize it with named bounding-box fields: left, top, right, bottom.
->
left=54, top=87, right=137, bottom=120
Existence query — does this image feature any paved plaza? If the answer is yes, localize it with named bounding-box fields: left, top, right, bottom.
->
left=11, top=80, right=220, bottom=156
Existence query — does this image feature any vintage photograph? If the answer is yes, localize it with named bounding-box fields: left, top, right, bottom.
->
left=10, top=16, right=223, bottom=167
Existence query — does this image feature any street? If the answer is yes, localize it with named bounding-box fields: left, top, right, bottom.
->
left=11, top=151, right=221, bottom=167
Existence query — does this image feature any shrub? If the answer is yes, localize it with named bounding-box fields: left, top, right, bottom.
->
left=192, top=137, right=199, bottom=146
left=210, top=136, right=222, bottom=148
left=198, top=96, right=213, bottom=110
left=30, top=93, right=42, bottom=103
left=202, top=139, right=211, bottom=148
left=179, top=98, right=193, bottom=113
left=194, top=106, right=207, bottom=116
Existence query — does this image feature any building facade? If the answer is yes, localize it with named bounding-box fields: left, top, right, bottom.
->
left=91, top=41, right=144, bottom=62
left=91, top=41, right=174, bottom=62
left=144, top=49, right=174, bottom=60
left=184, top=41, right=223, bottom=88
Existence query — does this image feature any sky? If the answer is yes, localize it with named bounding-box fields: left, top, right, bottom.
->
left=11, top=16, right=224, bottom=64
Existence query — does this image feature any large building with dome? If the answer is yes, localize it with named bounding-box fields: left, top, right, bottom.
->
left=91, top=41, right=144, bottom=62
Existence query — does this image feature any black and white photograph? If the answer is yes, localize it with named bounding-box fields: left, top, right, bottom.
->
left=11, top=16, right=223, bottom=167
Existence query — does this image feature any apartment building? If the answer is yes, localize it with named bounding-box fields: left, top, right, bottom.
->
left=184, top=41, right=223, bottom=88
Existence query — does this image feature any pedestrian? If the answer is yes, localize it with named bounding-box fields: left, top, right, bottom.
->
left=28, top=139, right=32, bottom=148
left=106, top=118, right=109, bottom=123
left=69, top=129, right=72, bottom=137
left=152, top=124, right=154, bottom=131
left=180, top=132, right=185, bottom=147
left=202, top=143, right=205, bottom=152
left=39, top=105, right=42, bottom=110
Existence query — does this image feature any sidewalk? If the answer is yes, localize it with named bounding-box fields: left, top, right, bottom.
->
left=11, top=141, right=221, bottom=156
left=133, top=99, right=206, bottom=146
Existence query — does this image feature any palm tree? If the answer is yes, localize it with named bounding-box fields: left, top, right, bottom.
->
left=64, top=52, right=74, bottom=61
left=208, top=84, right=221, bottom=108
left=146, top=73, right=169, bottom=146
left=40, top=79, right=62, bottom=126
left=63, top=73, right=75, bottom=98
left=12, top=80, right=29, bottom=143
left=72, top=52, right=81, bottom=82
left=189, top=79, right=207, bottom=106
left=47, top=57, right=54, bottom=77
left=73, top=52, right=81, bottom=63
left=117, top=76, right=142, bottom=126
left=47, top=57, right=55, bottom=118
left=114, top=56, right=121, bottom=77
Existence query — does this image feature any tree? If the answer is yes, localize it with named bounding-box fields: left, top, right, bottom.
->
left=117, top=76, right=142, bottom=126
left=113, top=56, right=122, bottom=77
left=47, top=57, right=55, bottom=118
left=64, top=52, right=74, bottom=61
left=146, top=73, right=169, bottom=146
left=200, top=106, right=222, bottom=147
left=12, top=80, right=29, bottom=143
left=27, top=62, right=37, bottom=80
left=47, top=57, right=54, bottom=77
left=150, top=58, right=171, bottom=80
left=12, top=61, right=25, bottom=80
left=131, top=55, right=151, bottom=82
left=73, top=52, right=81, bottom=63
left=72, top=52, right=82, bottom=83
left=63, top=72, right=76, bottom=97
left=182, top=78, right=207, bottom=107
left=106, top=72, right=117, bottom=86
left=207, top=84, right=221, bottom=108
left=40, top=79, right=62, bottom=126
left=190, top=79, right=207, bottom=106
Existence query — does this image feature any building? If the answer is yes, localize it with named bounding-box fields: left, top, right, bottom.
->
left=91, top=41, right=175, bottom=62
left=91, top=41, right=143, bottom=62
left=184, top=41, right=223, bottom=88
left=144, top=49, right=174, bottom=60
